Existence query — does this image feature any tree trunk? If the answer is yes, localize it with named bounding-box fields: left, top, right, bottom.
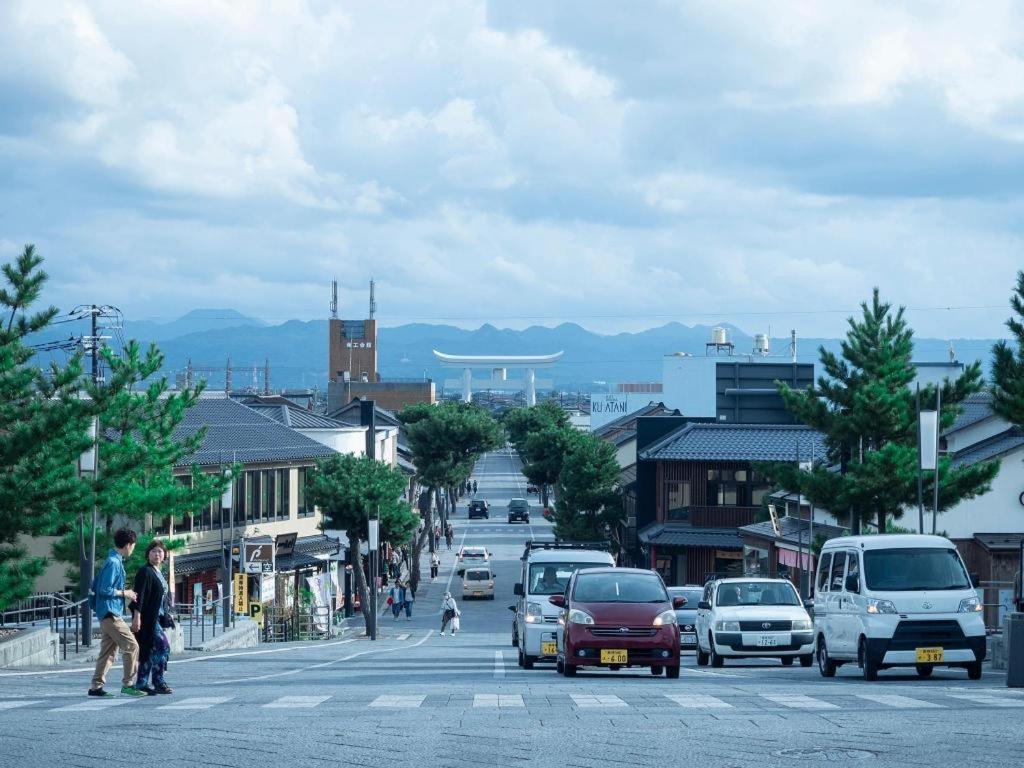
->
left=348, top=530, right=372, bottom=633
left=410, top=489, right=434, bottom=594
left=876, top=507, right=886, bottom=535
left=541, top=484, right=549, bottom=508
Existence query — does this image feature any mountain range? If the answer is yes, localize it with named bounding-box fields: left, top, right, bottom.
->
left=29, top=309, right=1002, bottom=393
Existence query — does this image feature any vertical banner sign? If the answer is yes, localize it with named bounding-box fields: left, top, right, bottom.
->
left=368, top=520, right=379, bottom=551
left=233, top=573, right=248, bottom=613
left=919, top=411, right=938, bottom=470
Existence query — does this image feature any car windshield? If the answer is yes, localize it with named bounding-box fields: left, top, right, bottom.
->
left=573, top=573, right=667, bottom=603
left=510, top=501, right=528, bottom=511
left=716, top=581, right=800, bottom=607
left=528, top=561, right=607, bottom=595
left=668, top=588, right=703, bottom=608
left=864, top=548, right=972, bottom=591
left=462, top=549, right=486, bottom=558
left=466, top=570, right=490, bottom=581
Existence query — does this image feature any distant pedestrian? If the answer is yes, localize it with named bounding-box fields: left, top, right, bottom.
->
left=389, top=580, right=403, bottom=620
left=472, top=480, right=478, bottom=494
left=439, top=592, right=461, bottom=636
left=402, top=583, right=414, bottom=620
left=430, top=552, right=440, bottom=581
left=129, top=539, right=174, bottom=695
left=390, top=550, right=400, bottom=579
left=434, top=526, right=441, bottom=550
left=444, top=528, right=453, bottom=551
left=88, top=528, right=146, bottom=698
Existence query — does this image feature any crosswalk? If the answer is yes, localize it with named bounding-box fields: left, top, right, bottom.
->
left=6, top=689, right=1024, bottom=714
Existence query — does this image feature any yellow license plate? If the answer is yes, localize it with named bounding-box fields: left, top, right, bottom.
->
left=600, top=649, right=628, bottom=664
left=915, top=647, right=944, bottom=663
left=542, top=641, right=558, bottom=655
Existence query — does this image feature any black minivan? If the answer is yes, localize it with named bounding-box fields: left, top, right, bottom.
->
left=468, top=500, right=489, bottom=519
left=508, top=498, right=530, bottom=524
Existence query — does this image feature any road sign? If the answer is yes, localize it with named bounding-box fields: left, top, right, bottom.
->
left=243, top=542, right=273, bottom=574
left=249, top=602, right=263, bottom=621
left=368, top=520, right=379, bottom=551
left=233, top=573, right=248, bottom=613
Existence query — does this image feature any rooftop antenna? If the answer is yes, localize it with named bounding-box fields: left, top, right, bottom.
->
left=949, top=340, right=956, bottom=363
left=369, top=278, right=377, bottom=320
left=330, top=279, right=338, bottom=319
left=790, top=330, right=797, bottom=363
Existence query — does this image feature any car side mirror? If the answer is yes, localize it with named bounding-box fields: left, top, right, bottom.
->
left=698, top=600, right=711, bottom=610
left=672, top=596, right=687, bottom=609
left=457, top=569, right=464, bottom=577
left=507, top=605, right=516, bottom=613
left=804, top=600, right=815, bottom=614
left=513, top=583, right=523, bottom=596
left=548, top=595, right=566, bottom=608
left=845, top=575, right=860, bottom=594
left=491, top=573, right=497, bottom=578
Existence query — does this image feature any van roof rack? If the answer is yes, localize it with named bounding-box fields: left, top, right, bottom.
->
left=521, top=541, right=610, bottom=559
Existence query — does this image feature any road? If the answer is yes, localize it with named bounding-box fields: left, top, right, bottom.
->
left=1, top=449, right=1022, bottom=768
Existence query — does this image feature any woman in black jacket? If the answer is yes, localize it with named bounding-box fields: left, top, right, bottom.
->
left=129, top=539, right=173, bottom=695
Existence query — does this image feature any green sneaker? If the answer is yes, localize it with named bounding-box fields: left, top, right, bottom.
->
left=121, top=686, right=147, bottom=698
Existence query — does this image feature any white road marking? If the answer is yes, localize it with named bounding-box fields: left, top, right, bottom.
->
left=856, top=694, right=943, bottom=709
left=370, top=695, right=425, bottom=708
left=0, top=700, right=42, bottom=710
left=51, top=698, right=135, bottom=712
left=947, top=694, right=1024, bottom=707
left=262, top=695, right=331, bottom=709
left=570, top=694, right=628, bottom=708
left=474, top=694, right=523, bottom=708
left=159, top=696, right=233, bottom=710
left=762, top=693, right=839, bottom=710
left=396, top=633, right=410, bottom=641
left=494, top=650, right=505, bottom=678
left=665, top=694, right=732, bottom=709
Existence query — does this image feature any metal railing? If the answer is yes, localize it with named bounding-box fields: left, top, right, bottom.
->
left=1, top=592, right=88, bottom=660
left=262, top=603, right=337, bottom=643
left=170, top=595, right=234, bottom=648
left=977, top=580, right=1015, bottom=631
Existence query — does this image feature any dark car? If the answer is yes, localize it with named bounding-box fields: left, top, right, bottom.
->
left=468, top=500, right=489, bottom=519
left=553, top=567, right=683, bottom=678
left=667, top=586, right=703, bottom=652
left=508, top=498, right=530, bottom=523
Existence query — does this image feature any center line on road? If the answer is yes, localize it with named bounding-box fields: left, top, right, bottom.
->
left=494, top=650, right=505, bottom=678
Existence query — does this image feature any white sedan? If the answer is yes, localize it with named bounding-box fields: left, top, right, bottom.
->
left=695, top=578, right=814, bottom=667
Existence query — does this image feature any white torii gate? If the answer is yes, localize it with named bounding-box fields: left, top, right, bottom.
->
left=432, top=350, right=564, bottom=406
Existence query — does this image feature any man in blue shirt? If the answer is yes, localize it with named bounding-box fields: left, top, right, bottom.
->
left=88, top=528, right=146, bottom=698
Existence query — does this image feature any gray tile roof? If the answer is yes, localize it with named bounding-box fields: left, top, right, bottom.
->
left=638, top=523, right=743, bottom=549
left=641, top=423, right=826, bottom=463
left=951, top=427, right=1024, bottom=468
left=593, top=401, right=678, bottom=439
left=174, top=534, right=341, bottom=575
left=328, top=399, right=402, bottom=428
left=247, top=404, right=351, bottom=430
left=173, top=397, right=338, bottom=467
left=618, top=464, right=636, bottom=489
left=610, top=429, right=637, bottom=447
left=946, top=391, right=995, bottom=434
left=739, top=517, right=848, bottom=547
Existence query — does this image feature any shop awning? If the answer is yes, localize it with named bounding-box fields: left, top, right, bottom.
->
left=638, top=523, right=742, bottom=549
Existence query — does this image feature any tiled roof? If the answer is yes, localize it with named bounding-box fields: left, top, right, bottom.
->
left=247, top=404, right=352, bottom=430
left=951, top=427, right=1024, bottom=468
left=740, top=517, right=848, bottom=547
left=641, top=423, right=826, bottom=463
left=610, top=429, right=637, bottom=447
left=173, top=397, right=338, bottom=467
left=173, top=534, right=342, bottom=575
left=975, top=533, right=1024, bottom=551
left=638, top=523, right=743, bottom=549
left=946, top=391, right=995, bottom=434
left=618, top=464, right=636, bottom=489
left=593, top=401, right=677, bottom=439
left=328, top=399, right=402, bottom=428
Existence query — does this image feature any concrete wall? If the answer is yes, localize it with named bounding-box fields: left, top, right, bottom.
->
left=945, top=416, right=1009, bottom=454
left=185, top=617, right=259, bottom=651
left=300, top=426, right=368, bottom=456
left=0, top=629, right=59, bottom=669
left=939, top=447, right=1024, bottom=538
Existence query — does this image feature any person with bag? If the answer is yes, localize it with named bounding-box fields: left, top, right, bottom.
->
left=430, top=552, right=440, bottom=581
left=129, top=539, right=174, bottom=695
left=388, top=580, right=403, bottom=620
left=88, top=528, right=146, bottom=698
left=401, top=581, right=413, bottom=620
left=439, top=591, right=460, bottom=636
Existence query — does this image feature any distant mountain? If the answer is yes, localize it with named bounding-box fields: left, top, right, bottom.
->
left=27, top=309, right=1003, bottom=393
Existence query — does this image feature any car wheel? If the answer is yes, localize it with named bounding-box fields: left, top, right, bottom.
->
left=665, top=665, right=680, bottom=679
left=780, top=656, right=794, bottom=666
left=650, top=666, right=664, bottom=676
left=967, top=661, right=982, bottom=680
left=799, top=654, right=813, bottom=668
left=817, top=637, right=837, bottom=678
left=709, top=634, right=724, bottom=667
left=562, top=661, right=577, bottom=677
left=517, top=648, right=524, bottom=667
left=556, top=656, right=564, bottom=674
left=859, top=638, right=879, bottom=681
left=523, top=653, right=535, bottom=670
left=916, top=664, right=933, bottom=678
left=696, top=647, right=709, bottom=666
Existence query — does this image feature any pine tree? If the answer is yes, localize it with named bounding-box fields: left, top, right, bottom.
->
left=521, top=424, right=572, bottom=508
left=991, top=271, right=1024, bottom=427
left=774, top=288, right=998, bottom=533
left=553, top=431, right=622, bottom=548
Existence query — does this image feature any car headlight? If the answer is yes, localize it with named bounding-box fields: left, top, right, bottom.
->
left=792, top=619, right=813, bottom=631
left=714, top=620, right=740, bottom=632
left=958, top=597, right=983, bottom=613
left=866, top=598, right=897, bottom=615
left=524, top=602, right=543, bottom=623
left=653, top=609, right=677, bottom=627
left=568, top=608, right=594, bottom=625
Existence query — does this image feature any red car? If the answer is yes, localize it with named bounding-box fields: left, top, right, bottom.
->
left=551, top=567, right=683, bottom=678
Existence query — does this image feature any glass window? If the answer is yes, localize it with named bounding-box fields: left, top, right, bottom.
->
left=277, top=469, right=290, bottom=519
left=465, top=570, right=491, bottom=581
left=715, top=580, right=801, bottom=607
left=845, top=551, right=861, bottom=593
left=297, top=468, right=314, bottom=518
left=863, top=548, right=971, bottom=591
left=155, top=516, right=171, bottom=535
left=667, top=587, right=704, bottom=607
left=233, top=476, right=245, bottom=526
left=261, top=470, right=271, bottom=522
left=667, top=481, right=690, bottom=511
left=246, top=471, right=257, bottom=524
left=829, top=552, right=847, bottom=592
left=199, top=499, right=212, bottom=531
left=573, top=572, right=667, bottom=603
left=817, top=552, right=833, bottom=593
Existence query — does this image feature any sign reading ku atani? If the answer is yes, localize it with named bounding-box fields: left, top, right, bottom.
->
left=590, top=394, right=630, bottom=429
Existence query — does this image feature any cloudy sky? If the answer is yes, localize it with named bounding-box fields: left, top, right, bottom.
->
left=2, top=0, right=1023, bottom=339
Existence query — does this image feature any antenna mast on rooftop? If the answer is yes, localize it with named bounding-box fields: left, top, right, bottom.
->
left=369, top=278, right=377, bottom=320
left=330, top=279, right=338, bottom=319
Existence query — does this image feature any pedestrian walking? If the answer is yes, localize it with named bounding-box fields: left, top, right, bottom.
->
left=472, top=480, right=478, bottom=494
left=402, top=582, right=414, bottom=620
left=439, top=592, right=461, bottom=636
left=129, top=539, right=174, bottom=695
left=88, top=528, right=146, bottom=698
left=434, top=526, right=441, bottom=550
left=430, top=552, right=440, bottom=581
left=444, top=530, right=453, bottom=551
left=389, top=550, right=400, bottom=580
left=389, top=580, right=403, bottom=620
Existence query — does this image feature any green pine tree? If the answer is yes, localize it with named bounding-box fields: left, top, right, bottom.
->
left=521, top=424, right=572, bottom=508
left=992, top=271, right=1024, bottom=427
left=772, top=288, right=999, bottom=533
left=553, top=430, right=622, bottom=549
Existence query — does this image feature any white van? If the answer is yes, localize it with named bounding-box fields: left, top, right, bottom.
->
left=462, top=565, right=495, bottom=600
left=813, top=534, right=986, bottom=680
left=512, top=542, right=615, bottom=669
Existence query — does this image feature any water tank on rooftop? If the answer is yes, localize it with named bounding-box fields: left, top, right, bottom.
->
left=754, top=334, right=770, bottom=356
left=711, top=326, right=729, bottom=346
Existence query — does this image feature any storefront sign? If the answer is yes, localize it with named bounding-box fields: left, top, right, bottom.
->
left=243, top=542, right=274, bottom=574
left=233, top=573, right=248, bottom=613
left=260, top=572, right=276, bottom=604
left=715, top=550, right=743, bottom=560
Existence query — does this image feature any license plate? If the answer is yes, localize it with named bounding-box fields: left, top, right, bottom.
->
left=474, top=591, right=483, bottom=596
left=600, top=649, right=628, bottom=664
left=916, top=647, right=944, bottom=663
left=757, top=634, right=779, bottom=647
left=541, top=641, right=558, bottom=656
left=680, top=633, right=697, bottom=646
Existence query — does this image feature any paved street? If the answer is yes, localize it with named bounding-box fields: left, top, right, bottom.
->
left=1, top=449, right=1022, bottom=768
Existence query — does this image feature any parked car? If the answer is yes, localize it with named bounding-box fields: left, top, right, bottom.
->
left=508, top=498, right=531, bottom=524
left=667, top=585, right=704, bottom=653
left=554, top=567, right=683, bottom=678
left=462, top=565, right=495, bottom=600
left=813, top=534, right=985, bottom=681
left=695, top=578, right=814, bottom=667
left=468, top=499, right=489, bottom=519
left=457, top=546, right=490, bottom=570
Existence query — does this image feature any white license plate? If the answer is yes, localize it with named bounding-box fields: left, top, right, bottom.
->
left=680, top=633, right=697, bottom=645
left=757, top=634, right=779, bottom=647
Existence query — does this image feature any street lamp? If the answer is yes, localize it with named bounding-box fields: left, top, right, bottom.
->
left=919, top=391, right=940, bottom=535
left=219, top=465, right=234, bottom=629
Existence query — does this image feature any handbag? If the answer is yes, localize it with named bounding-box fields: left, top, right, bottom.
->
left=159, top=613, right=176, bottom=630
left=386, top=596, right=393, bottom=605
left=452, top=615, right=460, bottom=631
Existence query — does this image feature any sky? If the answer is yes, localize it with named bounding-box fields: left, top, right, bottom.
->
left=2, top=0, right=1024, bottom=340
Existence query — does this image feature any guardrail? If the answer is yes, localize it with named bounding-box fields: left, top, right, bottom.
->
left=170, top=595, right=234, bottom=648
left=1, top=593, right=88, bottom=660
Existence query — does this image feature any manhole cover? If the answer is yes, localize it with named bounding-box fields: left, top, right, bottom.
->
left=773, top=747, right=877, bottom=761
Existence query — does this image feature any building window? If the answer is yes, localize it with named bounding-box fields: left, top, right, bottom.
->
left=234, top=476, right=246, bottom=527
left=260, top=469, right=272, bottom=522
left=666, top=481, right=691, bottom=521
left=276, top=468, right=290, bottom=520
left=297, top=467, right=314, bottom=518
left=176, top=475, right=193, bottom=533
left=199, top=499, right=212, bottom=531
